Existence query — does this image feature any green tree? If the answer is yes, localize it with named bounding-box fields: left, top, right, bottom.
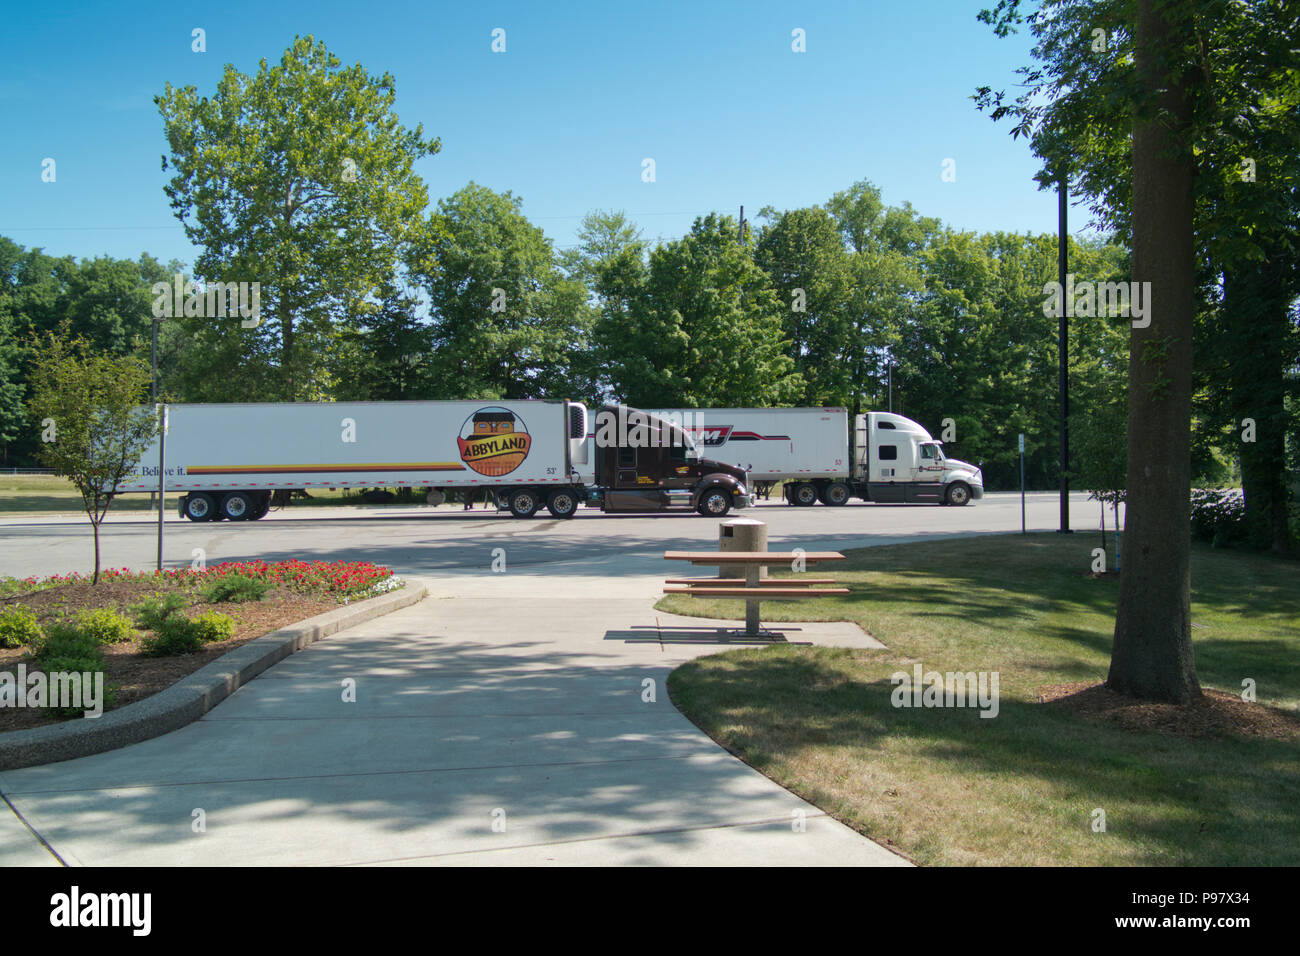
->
left=418, top=183, right=592, bottom=401
left=826, top=184, right=931, bottom=422
left=976, top=0, right=1225, bottom=702
left=329, top=286, right=435, bottom=400
left=754, top=205, right=855, bottom=404
left=593, top=214, right=802, bottom=408
left=0, top=312, right=27, bottom=460
left=27, top=332, right=157, bottom=584
left=0, top=238, right=175, bottom=465
left=977, top=0, right=1299, bottom=554
left=156, top=35, right=441, bottom=401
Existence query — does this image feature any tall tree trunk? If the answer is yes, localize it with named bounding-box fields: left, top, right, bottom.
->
left=281, top=289, right=295, bottom=401
left=1108, top=0, right=1200, bottom=703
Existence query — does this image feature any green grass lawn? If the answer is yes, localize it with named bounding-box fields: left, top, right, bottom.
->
left=660, top=533, right=1300, bottom=866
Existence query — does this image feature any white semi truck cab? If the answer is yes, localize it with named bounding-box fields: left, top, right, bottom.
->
left=853, top=412, right=984, bottom=506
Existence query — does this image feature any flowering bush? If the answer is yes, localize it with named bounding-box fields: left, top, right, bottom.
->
left=1190, top=489, right=1247, bottom=545
left=7, top=560, right=397, bottom=599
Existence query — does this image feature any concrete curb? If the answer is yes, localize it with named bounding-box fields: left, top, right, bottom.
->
left=0, top=581, right=429, bottom=771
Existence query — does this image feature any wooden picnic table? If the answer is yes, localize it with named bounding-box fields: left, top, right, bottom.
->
left=663, top=550, right=848, bottom=637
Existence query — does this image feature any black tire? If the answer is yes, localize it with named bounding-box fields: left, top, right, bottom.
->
left=250, top=492, right=271, bottom=520
left=791, top=482, right=819, bottom=507
left=221, top=491, right=255, bottom=521
left=696, top=486, right=732, bottom=517
left=184, top=492, right=217, bottom=522
left=821, top=482, right=851, bottom=506
left=507, top=488, right=540, bottom=518
left=945, top=482, right=972, bottom=507
left=546, top=488, right=579, bottom=519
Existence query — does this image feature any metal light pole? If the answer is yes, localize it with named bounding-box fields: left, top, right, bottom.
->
left=1057, top=171, right=1071, bottom=533
left=150, top=318, right=160, bottom=512
left=151, top=318, right=159, bottom=401
left=156, top=404, right=166, bottom=571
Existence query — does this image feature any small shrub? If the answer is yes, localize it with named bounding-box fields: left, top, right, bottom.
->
left=140, top=610, right=234, bottom=656
left=190, top=611, right=235, bottom=643
left=133, top=592, right=188, bottom=632
left=0, top=604, right=43, bottom=648
left=201, top=574, right=269, bottom=604
left=46, top=682, right=117, bottom=719
left=26, top=657, right=116, bottom=719
left=71, top=608, right=136, bottom=645
left=35, top=623, right=104, bottom=664
left=30, top=620, right=117, bottom=718
left=140, top=616, right=203, bottom=656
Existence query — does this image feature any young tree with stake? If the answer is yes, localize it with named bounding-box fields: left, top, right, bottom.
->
left=27, top=331, right=157, bottom=584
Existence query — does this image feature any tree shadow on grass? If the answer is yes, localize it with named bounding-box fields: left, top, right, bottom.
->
left=667, top=648, right=1300, bottom=865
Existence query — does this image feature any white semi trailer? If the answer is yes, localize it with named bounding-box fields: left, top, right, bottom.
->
left=118, top=401, right=755, bottom=521
left=648, top=407, right=985, bottom=506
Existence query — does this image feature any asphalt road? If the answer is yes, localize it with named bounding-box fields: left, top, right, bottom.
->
left=0, top=492, right=1105, bottom=581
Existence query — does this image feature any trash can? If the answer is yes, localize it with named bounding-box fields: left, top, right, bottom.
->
left=719, top=517, right=767, bottom=581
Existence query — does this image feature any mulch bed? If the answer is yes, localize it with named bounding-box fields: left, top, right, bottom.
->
left=0, top=580, right=338, bottom=733
left=1037, top=680, right=1300, bottom=741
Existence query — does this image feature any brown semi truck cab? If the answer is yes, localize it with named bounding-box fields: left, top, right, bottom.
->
left=591, top=405, right=754, bottom=516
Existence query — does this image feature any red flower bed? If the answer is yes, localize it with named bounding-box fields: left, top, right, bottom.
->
left=16, top=560, right=395, bottom=597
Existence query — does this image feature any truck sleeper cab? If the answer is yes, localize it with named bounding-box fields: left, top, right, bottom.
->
left=587, top=405, right=754, bottom=517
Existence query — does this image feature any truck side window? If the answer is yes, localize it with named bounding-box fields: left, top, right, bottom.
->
left=618, top=448, right=636, bottom=467
left=877, top=421, right=896, bottom=429
left=921, top=445, right=937, bottom=459
left=879, top=445, right=898, bottom=460
left=669, top=445, right=686, bottom=463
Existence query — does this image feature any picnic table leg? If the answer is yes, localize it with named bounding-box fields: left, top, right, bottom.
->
left=745, top=563, right=761, bottom=636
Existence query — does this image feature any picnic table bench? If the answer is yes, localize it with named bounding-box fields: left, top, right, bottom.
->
left=663, top=550, right=848, bottom=637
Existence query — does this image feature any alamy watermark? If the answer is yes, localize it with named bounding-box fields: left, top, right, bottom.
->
left=592, top=406, right=702, bottom=449
left=0, top=664, right=104, bottom=718
left=151, top=273, right=261, bottom=328
left=1042, top=273, right=1151, bottom=328
left=890, top=663, right=1000, bottom=718
left=50, top=886, right=150, bottom=935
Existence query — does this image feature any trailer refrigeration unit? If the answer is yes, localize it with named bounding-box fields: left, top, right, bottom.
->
left=117, top=401, right=754, bottom=521
left=648, top=407, right=984, bottom=506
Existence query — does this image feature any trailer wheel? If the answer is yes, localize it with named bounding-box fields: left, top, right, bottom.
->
left=250, top=492, right=271, bottom=520
left=821, top=482, right=851, bottom=506
left=546, top=489, right=578, bottom=519
left=221, top=491, right=254, bottom=521
left=791, top=482, right=819, bottom=507
left=945, top=482, right=972, bottom=507
left=697, top=486, right=732, bottom=517
left=183, top=492, right=216, bottom=522
left=506, top=488, right=540, bottom=518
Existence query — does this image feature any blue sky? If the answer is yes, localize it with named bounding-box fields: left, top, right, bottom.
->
left=0, top=0, right=1070, bottom=267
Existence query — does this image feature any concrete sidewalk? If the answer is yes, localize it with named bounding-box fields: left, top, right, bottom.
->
left=0, top=571, right=907, bottom=867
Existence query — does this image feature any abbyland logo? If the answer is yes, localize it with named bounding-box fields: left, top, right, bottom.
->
left=457, top=407, right=531, bottom=477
